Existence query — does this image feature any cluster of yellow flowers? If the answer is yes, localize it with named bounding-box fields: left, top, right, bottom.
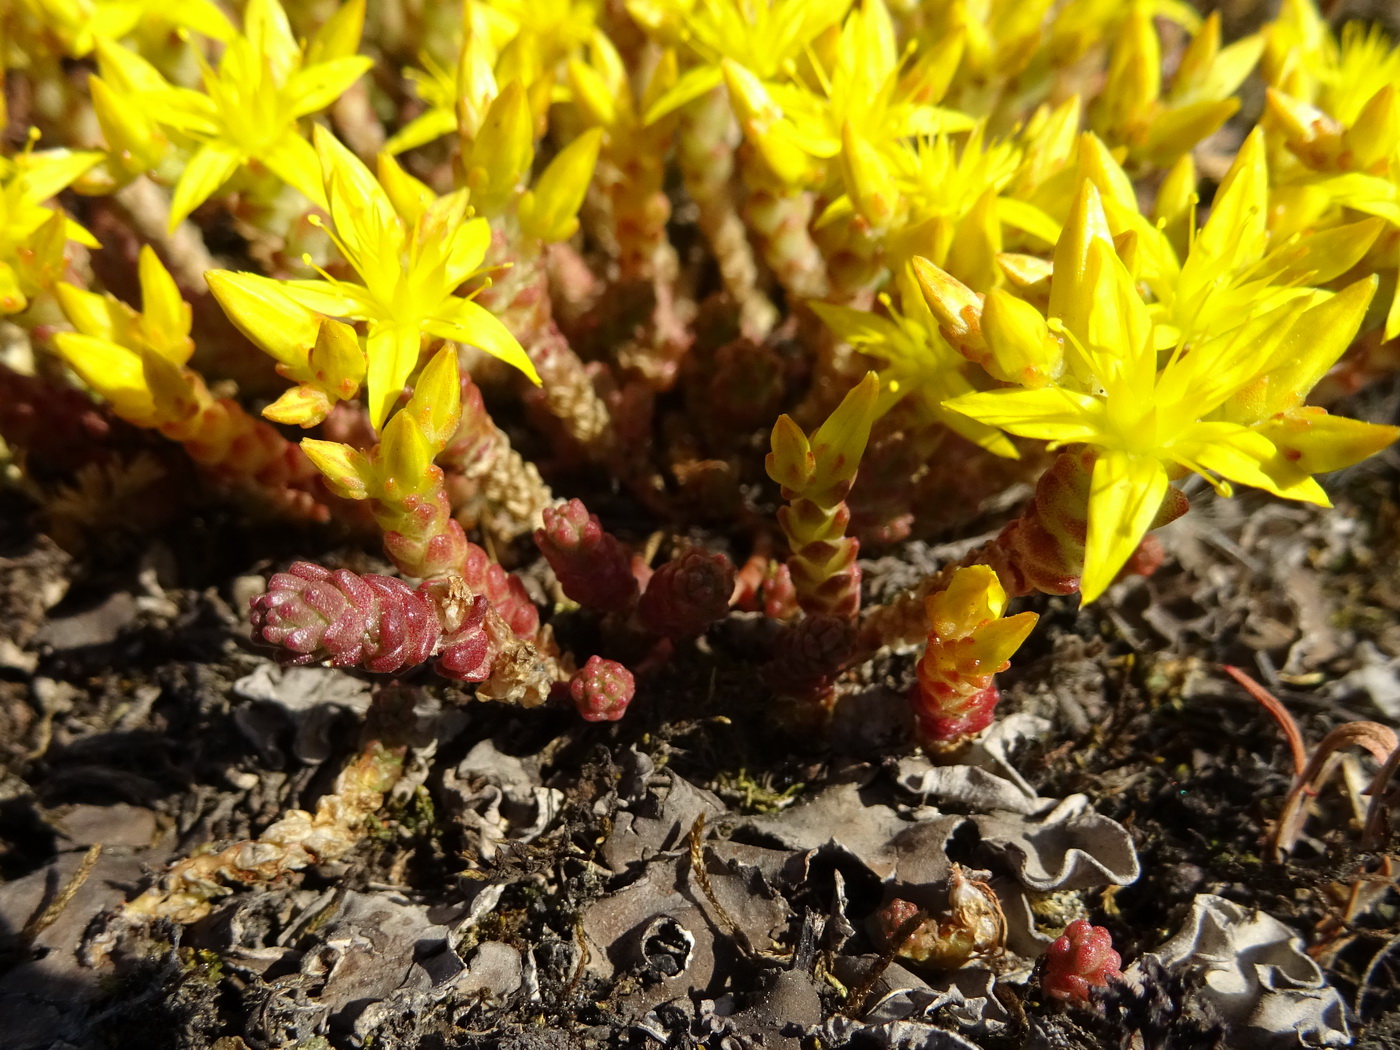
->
left=1, top=0, right=1399, bottom=625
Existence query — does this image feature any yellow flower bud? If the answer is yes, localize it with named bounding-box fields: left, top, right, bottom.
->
left=981, top=289, right=1063, bottom=388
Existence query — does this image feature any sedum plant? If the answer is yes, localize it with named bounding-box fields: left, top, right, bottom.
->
left=5, top=0, right=1400, bottom=941
left=0, top=142, right=100, bottom=316
left=51, top=245, right=329, bottom=521
left=4, top=0, right=1395, bottom=712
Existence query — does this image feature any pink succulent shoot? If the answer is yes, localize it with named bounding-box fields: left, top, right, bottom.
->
left=1043, top=919, right=1123, bottom=1003
left=534, top=498, right=638, bottom=614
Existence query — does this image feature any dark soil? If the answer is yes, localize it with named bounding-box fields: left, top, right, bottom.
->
left=2, top=377, right=1400, bottom=1050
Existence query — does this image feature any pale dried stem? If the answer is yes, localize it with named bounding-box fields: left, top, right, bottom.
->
left=111, top=178, right=216, bottom=290
left=474, top=610, right=568, bottom=708
left=451, top=430, right=552, bottom=542
left=1363, top=745, right=1400, bottom=849
left=478, top=231, right=616, bottom=453
left=742, top=180, right=829, bottom=301
left=678, top=89, right=776, bottom=337
left=331, top=77, right=387, bottom=158
left=1272, top=720, right=1400, bottom=863
left=121, top=690, right=415, bottom=924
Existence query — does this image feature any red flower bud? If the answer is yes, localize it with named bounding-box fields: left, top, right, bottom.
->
left=569, top=655, right=636, bottom=721
left=1043, top=919, right=1123, bottom=1003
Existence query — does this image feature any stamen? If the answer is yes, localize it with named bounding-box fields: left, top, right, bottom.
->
left=1169, top=452, right=1232, bottom=497
left=300, top=251, right=350, bottom=290
left=306, top=214, right=360, bottom=275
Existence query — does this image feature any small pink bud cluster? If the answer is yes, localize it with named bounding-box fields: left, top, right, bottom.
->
left=570, top=655, right=636, bottom=721
left=249, top=562, right=497, bottom=682
left=1042, top=920, right=1123, bottom=1003
left=637, top=547, right=735, bottom=639
left=534, top=499, right=638, bottom=613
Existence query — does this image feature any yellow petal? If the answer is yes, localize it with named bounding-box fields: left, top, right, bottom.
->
left=385, top=109, right=459, bottom=155
left=261, top=131, right=329, bottom=210
left=1389, top=246, right=1400, bottom=343
left=52, top=332, right=153, bottom=422
left=403, top=344, right=462, bottom=449
left=56, top=282, right=117, bottom=341
left=0, top=261, right=25, bottom=313
left=1076, top=132, right=1137, bottom=220
left=766, top=414, right=815, bottom=491
left=377, top=152, right=435, bottom=226
left=90, top=75, right=165, bottom=174
left=285, top=56, right=374, bottom=118
left=263, top=384, right=332, bottom=427
left=137, top=247, right=192, bottom=361
left=944, top=386, right=1106, bottom=444
left=463, top=81, right=535, bottom=219
left=1096, top=5, right=1160, bottom=140
left=1347, top=85, right=1399, bottom=172
left=1175, top=422, right=1329, bottom=505
left=1048, top=180, right=1113, bottom=350
left=981, top=288, right=1062, bottom=387
left=1263, top=276, right=1377, bottom=415
left=313, top=124, right=398, bottom=267
left=1265, top=218, right=1384, bottom=287
left=307, top=317, right=366, bottom=401
left=378, top=410, right=433, bottom=494
left=1082, top=239, right=1153, bottom=393
left=1195, top=127, right=1267, bottom=272
left=912, top=257, right=985, bottom=350
left=206, top=270, right=321, bottom=372
left=423, top=298, right=538, bottom=385
left=1081, top=451, right=1168, bottom=604
left=809, top=301, right=906, bottom=354
left=927, top=565, right=1007, bottom=636
left=278, top=278, right=369, bottom=318
left=243, top=0, right=299, bottom=79
left=517, top=128, right=603, bottom=243
left=809, top=372, right=880, bottom=494
left=365, top=324, right=423, bottom=432
left=642, top=63, right=723, bottom=126
left=170, top=0, right=236, bottom=39
left=568, top=56, right=619, bottom=129
left=1143, top=98, right=1238, bottom=168
left=168, top=142, right=242, bottom=230
left=840, top=123, right=899, bottom=230
left=305, top=0, right=365, bottom=64
left=965, top=612, right=1039, bottom=674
